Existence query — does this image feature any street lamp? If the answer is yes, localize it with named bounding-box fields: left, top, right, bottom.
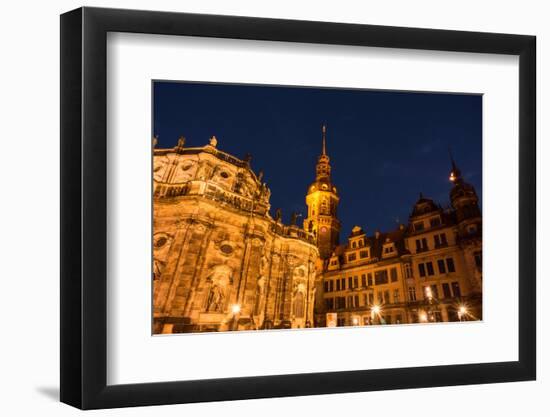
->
left=371, top=305, right=382, bottom=325
left=458, top=305, right=467, bottom=322
left=425, top=286, right=433, bottom=300
left=419, top=311, right=428, bottom=322
left=230, top=304, right=241, bottom=330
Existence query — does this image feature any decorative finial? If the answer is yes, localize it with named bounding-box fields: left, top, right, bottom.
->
left=258, top=170, right=264, bottom=182
left=209, top=135, right=218, bottom=147
left=419, top=192, right=424, bottom=199
left=244, top=153, right=252, bottom=163
left=153, top=135, right=158, bottom=148
left=275, top=208, right=282, bottom=222
left=177, top=136, right=185, bottom=148
left=322, top=124, right=327, bottom=155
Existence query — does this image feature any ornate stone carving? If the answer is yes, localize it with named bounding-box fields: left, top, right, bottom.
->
left=204, top=264, right=233, bottom=313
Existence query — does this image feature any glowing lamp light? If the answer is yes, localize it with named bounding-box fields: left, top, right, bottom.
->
left=449, top=172, right=456, bottom=182
left=231, top=304, right=241, bottom=314
left=372, top=305, right=381, bottom=315
left=419, top=312, right=428, bottom=322
left=352, top=317, right=359, bottom=326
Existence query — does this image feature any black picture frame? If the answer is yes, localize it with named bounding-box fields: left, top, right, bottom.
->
left=60, top=6, right=536, bottom=410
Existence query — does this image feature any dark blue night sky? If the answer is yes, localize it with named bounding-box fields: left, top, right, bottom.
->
left=153, top=81, right=482, bottom=237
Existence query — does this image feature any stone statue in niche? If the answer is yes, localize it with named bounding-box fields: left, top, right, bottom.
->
left=254, top=275, right=266, bottom=316
left=204, top=264, right=233, bottom=313
left=196, top=162, right=212, bottom=181
left=205, top=284, right=224, bottom=312
left=152, top=232, right=172, bottom=280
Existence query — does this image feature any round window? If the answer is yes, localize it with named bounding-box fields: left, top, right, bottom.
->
left=154, top=236, right=167, bottom=248
left=220, top=171, right=229, bottom=179
left=220, top=244, right=233, bottom=254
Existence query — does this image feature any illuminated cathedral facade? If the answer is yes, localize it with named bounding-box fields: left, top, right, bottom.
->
left=153, top=127, right=482, bottom=334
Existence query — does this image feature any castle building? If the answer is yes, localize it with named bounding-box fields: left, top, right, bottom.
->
left=152, top=136, right=320, bottom=333
left=314, top=142, right=483, bottom=327
left=152, top=126, right=482, bottom=333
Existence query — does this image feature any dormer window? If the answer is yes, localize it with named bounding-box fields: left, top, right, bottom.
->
left=347, top=253, right=357, bottom=262
left=382, top=243, right=397, bottom=257
left=430, top=216, right=441, bottom=227
left=414, top=221, right=425, bottom=232
left=359, top=249, right=369, bottom=259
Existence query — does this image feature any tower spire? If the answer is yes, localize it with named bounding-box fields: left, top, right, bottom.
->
left=322, top=124, right=327, bottom=155
left=448, top=147, right=462, bottom=183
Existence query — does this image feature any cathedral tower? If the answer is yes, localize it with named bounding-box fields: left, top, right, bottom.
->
left=304, top=125, right=341, bottom=259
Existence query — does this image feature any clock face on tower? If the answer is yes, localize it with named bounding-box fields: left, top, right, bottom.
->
left=320, top=227, right=327, bottom=233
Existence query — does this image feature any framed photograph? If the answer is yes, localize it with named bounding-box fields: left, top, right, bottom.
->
left=60, top=6, right=536, bottom=410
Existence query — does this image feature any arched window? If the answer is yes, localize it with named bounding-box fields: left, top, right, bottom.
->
left=294, top=292, right=305, bottom=318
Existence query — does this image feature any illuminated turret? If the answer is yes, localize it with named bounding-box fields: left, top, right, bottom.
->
left=303, top=125, right=341, bottom=259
